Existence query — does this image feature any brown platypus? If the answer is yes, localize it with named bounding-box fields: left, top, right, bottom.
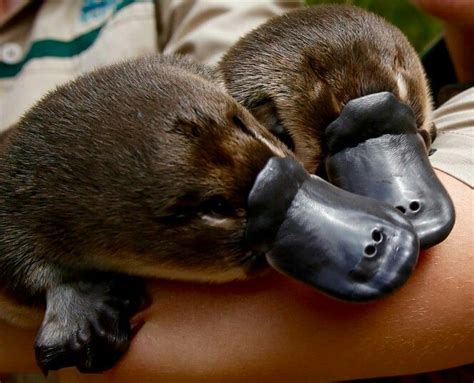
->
left=0, top=54, right=292, bottom=373
left=219, top=5, right=454, bottom=249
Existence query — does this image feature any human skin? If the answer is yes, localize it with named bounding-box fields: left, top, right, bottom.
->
left=0, top=170, right=472, bottom=382
left=412, top=0, right=474, bottom=82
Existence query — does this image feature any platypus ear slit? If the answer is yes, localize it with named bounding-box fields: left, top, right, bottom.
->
left=429, top=122, right=438, bottom=143
left=249, top=98, right=295, bottom=151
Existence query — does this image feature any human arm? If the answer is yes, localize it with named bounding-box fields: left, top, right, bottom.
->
left=1, top=170, right=471, bottom=382
left=98, top=171, right=474, bottom=382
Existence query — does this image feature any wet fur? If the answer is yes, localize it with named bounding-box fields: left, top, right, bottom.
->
left=219, top=5, right=435, bottom=173
left=0, top=55, right=288, bottom=296
left=0, top=55, right=291, bottom=371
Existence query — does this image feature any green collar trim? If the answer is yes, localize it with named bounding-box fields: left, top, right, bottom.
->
left=0, top=0, right=138, bottom=79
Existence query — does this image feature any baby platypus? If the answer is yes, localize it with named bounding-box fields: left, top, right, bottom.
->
left=0, top=55, right=291, bottom=373
left=219, top=5, right=454, bottom=248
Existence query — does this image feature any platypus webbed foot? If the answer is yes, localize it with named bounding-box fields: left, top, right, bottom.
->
left=247, top=157, right=419, bottom=301
left=325, top=92, right=455, bottom=249
left=35, top=275, right=148, bottom=374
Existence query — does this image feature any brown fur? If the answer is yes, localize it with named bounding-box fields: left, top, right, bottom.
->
left=219, top=5, right=434, bottom=173
left=0, top=55, right=291, bottom=323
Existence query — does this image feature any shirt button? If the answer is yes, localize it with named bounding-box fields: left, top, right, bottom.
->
left=1, top=43, right=23, bottom=64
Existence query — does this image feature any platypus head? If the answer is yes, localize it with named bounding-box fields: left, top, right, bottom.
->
left=219, top=5, right=435, bottom=173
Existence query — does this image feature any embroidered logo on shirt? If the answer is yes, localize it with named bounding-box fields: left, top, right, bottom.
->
left=0, top=0, right=138, bottom=77
left=80, top=0, right=123, bottom=23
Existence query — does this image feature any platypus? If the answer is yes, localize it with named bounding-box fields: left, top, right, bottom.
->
left=219, top=5, right=455, bottom=248
left=0, top=54, right=289, bottom=373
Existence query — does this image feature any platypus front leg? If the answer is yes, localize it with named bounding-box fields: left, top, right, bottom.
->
left=35, top=273, right=148, bottom=374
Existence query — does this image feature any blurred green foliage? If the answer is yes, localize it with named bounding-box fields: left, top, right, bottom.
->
left=305, top=0, right=442, bottom=52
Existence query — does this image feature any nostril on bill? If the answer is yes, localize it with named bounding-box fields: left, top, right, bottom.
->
left=409, top=201, right=420, bottom=212
left=364, top=244, right=377, bottom=257
left=371, top=229, right=382, bottom=243
left=396, top=206, right=406, bottom=214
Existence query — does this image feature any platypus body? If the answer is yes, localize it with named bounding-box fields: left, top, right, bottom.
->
left=0, top=55, right=286, bottom=291
left=219, top=5, right=454, bottom=248
left=0, top=55, right=290, bottom=372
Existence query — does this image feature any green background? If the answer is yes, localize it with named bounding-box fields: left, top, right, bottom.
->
left=305, top=0, right=443, bottom=53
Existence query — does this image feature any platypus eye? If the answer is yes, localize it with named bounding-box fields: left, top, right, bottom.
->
left=232, top=115, right=252, bottom=136
left=202, top=195, right=235, bottom=218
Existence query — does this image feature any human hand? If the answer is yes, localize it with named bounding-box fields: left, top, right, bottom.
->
left=412, top=0, right=474, bottom=81
left=411, top=0, right=474, bottom=26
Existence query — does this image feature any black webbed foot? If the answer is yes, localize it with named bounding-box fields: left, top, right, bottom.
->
left=246, top=157, right=419, bottom=301
left=35, top=275, right=147, bottom=374
left=325, top=92, right=455, bottom=248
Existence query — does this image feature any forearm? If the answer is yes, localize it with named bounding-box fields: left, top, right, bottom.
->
left=0, top=320, right=37, bottom=373
left=110, top=172, right=473, bottom=382
left=1, top=171, right=472, bottom=380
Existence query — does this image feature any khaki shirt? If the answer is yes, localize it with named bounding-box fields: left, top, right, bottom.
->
left=430, top=87, right=474, bottom=187
left=0, top=0, right=301, bottom=132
